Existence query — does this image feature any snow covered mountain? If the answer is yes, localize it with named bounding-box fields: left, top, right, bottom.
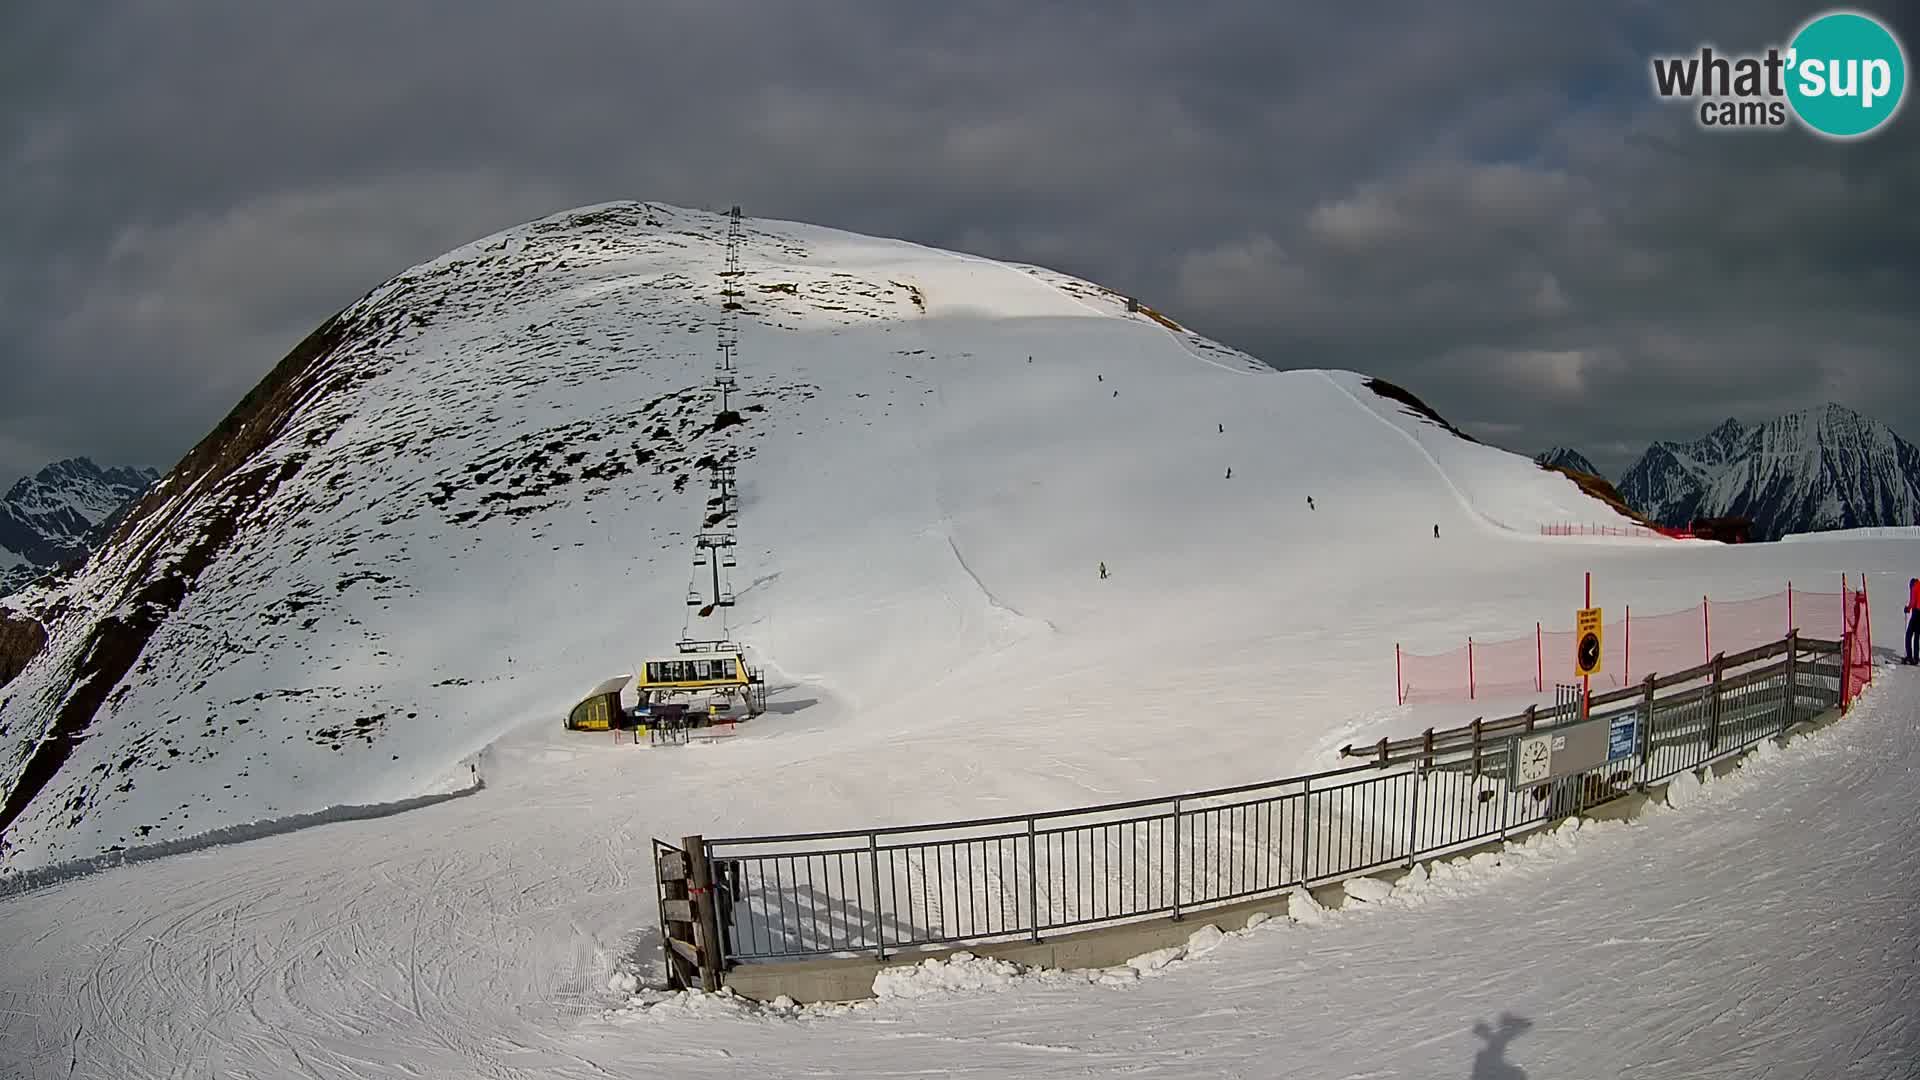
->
left=4, top=201, right=1919, bottom=1080
left=1533, top=447, right=1598, bottom=476
left=0, top=201, right=1645, bottom=873
left=0, top=458, right=158, bottom=596
left=1618, top=407, right=1920, bottom=540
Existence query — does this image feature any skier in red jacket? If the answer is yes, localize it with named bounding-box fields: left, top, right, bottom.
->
left=1905, top=577, right=1919, bottom=665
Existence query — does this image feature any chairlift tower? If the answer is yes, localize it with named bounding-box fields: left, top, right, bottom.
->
left=687, top=532, right=738, bottom=610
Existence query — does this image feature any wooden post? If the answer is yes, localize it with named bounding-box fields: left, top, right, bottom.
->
left=1782, top=630, right=1798, bottom=736
left=1707, top=654, right=1725, bottom=752
left=683, top=834, right=723, bottom=993
left=1524, top=704, right=1537, bottom=732
left=1470, top=717, right=1483, bottom=779
left=1702, top=595, right=1711, bottom=668
left=655, top=842, right=696, bottom=991
left=1840, top=626, right=1853, bottom=714
left=1422, top=728, right=1435, bottom=770
left=1839, top=575, right=1850, bottom=713
left=1377, top=736, right=1390, bottom=768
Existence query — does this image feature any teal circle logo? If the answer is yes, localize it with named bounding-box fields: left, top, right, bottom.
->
left=1786, top=10, right=1907, bottom=138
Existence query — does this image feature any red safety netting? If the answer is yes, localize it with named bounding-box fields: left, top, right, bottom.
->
left=1539, top=523, right=1692, bottom=539
left=1842, top=583, right=1872, bottom=711
left=1396, top=580, right=1854, bottom=705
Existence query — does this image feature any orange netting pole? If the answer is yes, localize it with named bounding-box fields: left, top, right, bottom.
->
left=1861, top=573, right=1872, bottom=685
left=1395, top=643, right=1403, bottom=706
left=1468, top=637, right=1476, bottom=700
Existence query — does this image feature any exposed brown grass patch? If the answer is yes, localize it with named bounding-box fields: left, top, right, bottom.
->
left=1537, top=462, right=1660, bottom=527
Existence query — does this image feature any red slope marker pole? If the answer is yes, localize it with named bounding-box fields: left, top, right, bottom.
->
left=1625, top=604, right=1631, bottom=684
left=1468, top=637, right=1476, bottom=701
left=1396, top=643, right=1403, bottom=706
left=1535, top=621, right=1542, bottom=693
left=1584, top=571, right=1592, bottom=719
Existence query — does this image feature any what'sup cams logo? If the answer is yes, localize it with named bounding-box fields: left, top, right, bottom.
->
left=1650, top=9, right=1907, bottom=138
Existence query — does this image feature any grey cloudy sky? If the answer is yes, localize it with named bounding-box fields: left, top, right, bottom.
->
left=3, top=0, right=1916, bottom=487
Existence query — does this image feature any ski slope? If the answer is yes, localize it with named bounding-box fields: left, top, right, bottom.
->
left=0, top=201, right=1649, bottom=871
left=1, top=203, right=1916, bottom=1077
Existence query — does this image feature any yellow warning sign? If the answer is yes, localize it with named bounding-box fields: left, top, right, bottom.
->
left=1574, top=607, right=1604, bottom=677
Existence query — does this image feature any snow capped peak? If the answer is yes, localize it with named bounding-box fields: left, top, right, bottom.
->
left=1533, top=447, right=1599, bottom=476
left=0, top=458, right=157, bottom=595
left=1620, top=404, right=1920, bottom=539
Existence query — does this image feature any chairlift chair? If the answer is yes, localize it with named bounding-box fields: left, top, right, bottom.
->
left=717, top=591, right=736, bottom=608
left=720, top=550, right=737, bottom=568
left=685, top=589, right=704, bottom=607
left=693, top=549, right=709, bottom=567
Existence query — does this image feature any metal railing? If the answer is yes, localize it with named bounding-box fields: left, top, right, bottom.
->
left=677, top=634, right=1843, bottom=968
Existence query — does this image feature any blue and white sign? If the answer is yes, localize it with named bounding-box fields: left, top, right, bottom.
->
left=1607, top=714, right=1638, bottom=762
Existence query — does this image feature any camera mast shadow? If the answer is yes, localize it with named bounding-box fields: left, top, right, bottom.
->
left=1470, top=1012, right=1532, bottom=1080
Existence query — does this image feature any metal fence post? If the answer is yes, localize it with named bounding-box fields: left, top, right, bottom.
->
left=1300, top=777, right=1313, bottom=884
left=868, top=831, right=887, bottom=961
left=1171, top=797, right=1183, bottom=921
left=1637, top=673, right=1656, bottom=787
left=1406, top=767, right=1423, bottom=867
left=1782, top=631, right=1798, bottom=736
left=1497, top=751, right=1511, bottom=839
left=1708, top=652, right=1725, bottom=751
left=1026, top=816, right=1040, bottom=942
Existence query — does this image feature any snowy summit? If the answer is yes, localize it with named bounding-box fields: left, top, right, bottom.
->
left=0, top=201, right=1644, bottom=872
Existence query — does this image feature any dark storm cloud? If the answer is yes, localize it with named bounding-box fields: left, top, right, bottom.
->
left=2, top=0, right=1915, bottom=484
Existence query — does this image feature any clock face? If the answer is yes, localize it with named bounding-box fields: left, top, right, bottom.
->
left=1516, top=734, right=1552, bottom=784
left=1578, top=632, right=1601, bottom=672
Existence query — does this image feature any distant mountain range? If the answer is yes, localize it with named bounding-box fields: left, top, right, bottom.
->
left=1533, top=447, right=1599, bottom=476
left=1541, top=404, right=1920, bottom=541
left=0, top=459, right=158, bottom=596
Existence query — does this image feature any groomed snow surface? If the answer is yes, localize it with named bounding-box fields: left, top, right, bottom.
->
left=1, top=203, right=1916, bottom=1077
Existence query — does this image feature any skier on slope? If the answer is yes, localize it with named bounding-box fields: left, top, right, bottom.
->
left=1433, top=524, right=1440, bottom=539
left=1306, top=496, right=1315, bottom=510
left=1904, top=576, right=1919, bottom=665
left=1098, top=561, right=1108, bottom=580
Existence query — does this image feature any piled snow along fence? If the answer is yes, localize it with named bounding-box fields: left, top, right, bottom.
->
left=659, top=630, right=1854, bottom=999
